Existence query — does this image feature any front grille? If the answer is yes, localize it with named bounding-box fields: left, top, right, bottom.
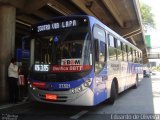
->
left=42, top=99, right=67, bottom=102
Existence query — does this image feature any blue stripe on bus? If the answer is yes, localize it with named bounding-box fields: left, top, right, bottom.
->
left=29, top=69, right=95, bottom=91
left=93, top=64, right=108, bottom=105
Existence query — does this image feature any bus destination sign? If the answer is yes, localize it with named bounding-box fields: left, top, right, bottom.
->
left=37, top=20, right=77, bottom=33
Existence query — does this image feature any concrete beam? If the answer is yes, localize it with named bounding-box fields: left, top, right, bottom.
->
left=16, top=29, right=29, bottom=35
left=102, top=0, right=124, bottom=27
left=84, top=0, right=114, bottom=25
left=123, top=29, right=142, bottom=39
left=24, top=0, right=47, bottom=13
left=0, top=0, right=25, bottom=10
left=16, top=23, right=30, bottom=31
left=133, top=0, right=147, bottom=59
left=17, top=15, right=38, bottom=24
left=143, top=54, right=148, bottom=63
left=133, top=0, right=143, bottom=28
left=1, top=0, right=47, bottom=15
left=70, top=0, right=95, bottom=16
left=47, top=0, right=74, bottom=15
left=129, top=36, right=137, bottom=45
left=16, top=19, right=31, bottom=27
left=33, top=10, right=53, bottom=20
left=122, top=25, right=141, bottom=37
left=108, top=24, right=141, bottom=36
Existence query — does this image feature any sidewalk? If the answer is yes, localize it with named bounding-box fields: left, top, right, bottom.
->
left=151, top=73, right=160, bottom=114
left=0, top=97, right=28, bottom=110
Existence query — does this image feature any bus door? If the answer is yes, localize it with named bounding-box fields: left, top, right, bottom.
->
left=93, top=26, right=107, bottom=104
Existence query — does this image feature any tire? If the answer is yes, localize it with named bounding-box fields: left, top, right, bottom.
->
left=108, top=81, right=117, bottom=105
left=132, top=74, right=138, bottom=89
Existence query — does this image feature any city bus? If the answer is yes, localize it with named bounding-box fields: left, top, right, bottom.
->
left=28, top=15, right=143, bottom=106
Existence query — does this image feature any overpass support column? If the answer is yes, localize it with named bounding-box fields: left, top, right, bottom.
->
left=0, top=4, right=16, bottom=102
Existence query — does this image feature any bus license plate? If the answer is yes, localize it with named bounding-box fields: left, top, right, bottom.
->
left=45, top=94, right=57, bottom=100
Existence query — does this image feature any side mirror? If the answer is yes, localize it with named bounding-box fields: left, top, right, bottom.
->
left=94, top=39, right=99, bottom=62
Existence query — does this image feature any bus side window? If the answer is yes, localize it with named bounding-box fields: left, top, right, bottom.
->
left=108, top=35, right=117, bottom=61
left=132, top=49, right=135, bottom=62
left=126, top=45, right=128, bottom=62
left=99, top=41, right=106, bottom=63
left=139, top=52, right=141, bottom=63
left=128, top=47, right=132, bottom=62
left=121, top=42, right=124, bottom=61
left=135, top=51, right=139, bottom=63
left=137, top=51, right=139, bottom=63
left=95, top=41, right=106, bottom=74
left=117, top=39, right=122, bottom=61
left=122, top=43, right=127, bottom=61
left=134, top=50, right=138, bottom=63
left=93, top=26, right=106, bottom=74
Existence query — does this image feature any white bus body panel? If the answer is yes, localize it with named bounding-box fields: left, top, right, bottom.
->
left=29, top=87, right=94, bottom=106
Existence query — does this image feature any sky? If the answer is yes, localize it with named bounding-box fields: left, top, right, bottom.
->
left=140, top=0, right=160, bottom=48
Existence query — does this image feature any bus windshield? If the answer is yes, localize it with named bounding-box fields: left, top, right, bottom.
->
left=34, top=28, right=92, bottom=72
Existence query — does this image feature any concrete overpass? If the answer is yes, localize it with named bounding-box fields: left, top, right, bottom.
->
left=147, top=48, right=160, bottom=59
left=147, top=53, right=160, bottom=59
left=0, top=0, right=147, bottom=102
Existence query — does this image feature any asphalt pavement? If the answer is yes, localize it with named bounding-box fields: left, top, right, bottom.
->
left=0, top=73, right=160, bottom=120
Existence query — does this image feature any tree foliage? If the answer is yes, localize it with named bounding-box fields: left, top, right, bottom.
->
left=140, top=3, right=155, bottom=30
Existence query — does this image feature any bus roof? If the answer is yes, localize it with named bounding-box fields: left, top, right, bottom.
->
left=87, top=16, right=142, bottom=53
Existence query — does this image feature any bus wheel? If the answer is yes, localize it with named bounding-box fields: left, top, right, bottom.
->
left=133, top=74, right=139, bottom=89
left=108, top=81, right=117, bottom=105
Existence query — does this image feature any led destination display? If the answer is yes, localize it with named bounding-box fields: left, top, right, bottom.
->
left=37, top=20, right=77, bottom=32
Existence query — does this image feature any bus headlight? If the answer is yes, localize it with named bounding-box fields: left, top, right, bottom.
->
left=71, top=78, right=92, bottom=94
left=29, top=84, right=32, bottom=88
left=33, top=87, right=36, bottom=90
left=83, top=78, right=92, bottom=87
